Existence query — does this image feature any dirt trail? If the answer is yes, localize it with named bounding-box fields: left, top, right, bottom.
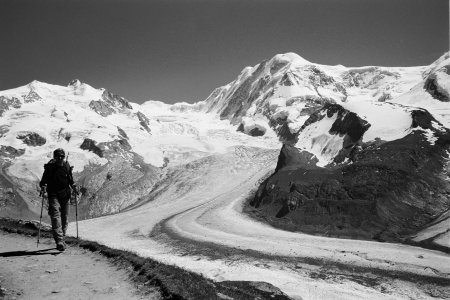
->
left=0, top=231, right=161, bottom=300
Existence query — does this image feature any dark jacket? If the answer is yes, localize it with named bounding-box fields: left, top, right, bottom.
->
left=40, top=159, right=74, bottom=195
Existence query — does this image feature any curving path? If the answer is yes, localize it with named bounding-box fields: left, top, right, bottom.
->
left=69, top=146, right=450, bottom=300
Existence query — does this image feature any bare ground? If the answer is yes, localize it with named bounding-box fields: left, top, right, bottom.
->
left=0, top=231, right=161, bottom=300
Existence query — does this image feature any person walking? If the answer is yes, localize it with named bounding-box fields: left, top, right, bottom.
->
left=39, top=148, right=76, bottom=251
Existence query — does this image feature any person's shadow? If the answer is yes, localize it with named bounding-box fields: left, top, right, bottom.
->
left=0, top=248, right=61, bottom=257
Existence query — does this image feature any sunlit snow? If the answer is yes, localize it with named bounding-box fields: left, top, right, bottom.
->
left=1, top=51, right=450, bottom=300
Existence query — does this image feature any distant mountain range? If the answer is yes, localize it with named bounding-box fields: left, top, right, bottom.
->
left=1, top=51, right=449, bottom=251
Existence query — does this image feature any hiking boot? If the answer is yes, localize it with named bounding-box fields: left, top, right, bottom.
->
left=56, top=242, right=66, bottom=251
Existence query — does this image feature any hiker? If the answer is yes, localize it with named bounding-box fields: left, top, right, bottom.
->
left=39, top=148, right=77, bottom=251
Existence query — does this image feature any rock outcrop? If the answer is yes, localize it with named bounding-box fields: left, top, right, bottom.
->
left=0, top=146, right=25, bottom=159
left=250, top=109, right=450, bottom=243
left=0, top=96, right=21, bottom=116
left=23, top=90, right=42, bottom=103
left=424, top=65, right=450, bottom=102
left=80, top=138, right=104, bottom=157
left=136, top=111, right=151, bottom=133
left=236, top=118, right=267, bottom=137
left=117, top=126, right=129, bottom=139
left=76, top=156, right=161, bottom=218
left=89, top=100, right=116, bottom=117
left=16, top=132, right=46, bottom=147
left=89, top=89, right=133, bottom=117
left=102, top=90, right=133, bottom=110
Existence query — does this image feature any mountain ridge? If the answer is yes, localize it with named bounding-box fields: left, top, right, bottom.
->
left=0, top=51, right=449, bottom=249
left=1, top=51, right=450, bottom=299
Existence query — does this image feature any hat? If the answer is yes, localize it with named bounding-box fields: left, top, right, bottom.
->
left=53, top=148, right=65, bottom=158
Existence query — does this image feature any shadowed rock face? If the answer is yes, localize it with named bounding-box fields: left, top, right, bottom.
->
left=101, top=90, right=133, bottom=110
left=117, top=126, right=129, bottom=139
left=274, top=122, right=298, bottom=144
left=250, top=109, right=450, bottom=242
left=0, top=146, right=25, bottom=159
left=277, top=103, right=370, bottom=160
left=89, top=100, right=115, bottom=117
left=16, top=132, right=46, bottom=147
left=23, top=90, right=42, bottom=103
left=280, top=73, right=295, bottom=86
left=219, top=60, right=268, bottom=124
left=300, top=103, right=370, bottom=146
left=89, top=90, right=133, bottom=117
left=136, top=111, right=151, bottom=133
left=236, top=123, right=266, bottom=137
left=249, top=127, right=265, bottom=137
left=80, top=138, right=104, bottom=157
left=80, top=138, right=133, bottom=159
left=424, top=74, right=449, bottom=102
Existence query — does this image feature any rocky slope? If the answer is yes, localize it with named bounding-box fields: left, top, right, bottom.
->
left=200, top=52, right=450, bottom=249
left=250, top=107, right=450, bottom=244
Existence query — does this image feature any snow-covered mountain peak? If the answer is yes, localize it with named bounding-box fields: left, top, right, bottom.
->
left=68, top=78, right=82, bottom=87
left=0, top=80, right=105, bottom=105
left=269, top=52, right=311, bottom=67
left=201, top=51, right=450, bottom=167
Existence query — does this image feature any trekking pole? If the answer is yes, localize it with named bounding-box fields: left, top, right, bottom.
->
left=37, top=185, right=46, bottom=248
left=67, top=151, right=79, bottom=241
left=75, top=189, right=79, bottom=240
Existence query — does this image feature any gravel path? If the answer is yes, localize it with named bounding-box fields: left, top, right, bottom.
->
left=0, top=231, right=161, bottom=300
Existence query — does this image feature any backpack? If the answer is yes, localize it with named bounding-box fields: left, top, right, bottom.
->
left=44, top=159, right=73, bottom=180
left=42, top=159, right=74, bottom=197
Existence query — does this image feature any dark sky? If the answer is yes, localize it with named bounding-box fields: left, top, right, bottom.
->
left=0, top=0, right=448, bottom=104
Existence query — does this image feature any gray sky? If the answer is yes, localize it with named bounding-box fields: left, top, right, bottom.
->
left=0, top=0, right=448, bottom=104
